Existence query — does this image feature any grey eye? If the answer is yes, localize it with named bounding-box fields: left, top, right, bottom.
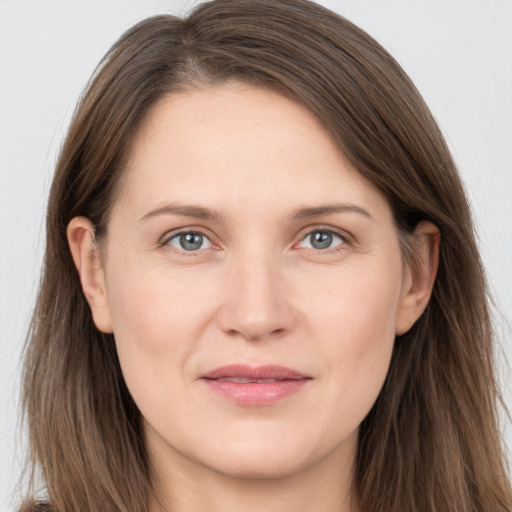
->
left=167, top=232, right=212, bottom=251
left=299, top=230, right=343, bottom=250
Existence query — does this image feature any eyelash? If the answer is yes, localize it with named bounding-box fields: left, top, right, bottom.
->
left=161, top=227, right=351, bottom=255
left=163, top=230, right=215, bottom=254
left=296, top=228, right=349, bottom=253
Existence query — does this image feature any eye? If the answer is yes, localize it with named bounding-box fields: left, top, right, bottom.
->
left=166, top=231, right=212, bottom=251
left=298, top=229, right=345, bottom=250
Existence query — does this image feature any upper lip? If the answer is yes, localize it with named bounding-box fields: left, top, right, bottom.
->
left=202, top=364, right=310, bottom=381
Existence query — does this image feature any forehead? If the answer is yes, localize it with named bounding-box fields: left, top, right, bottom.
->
left=116, top=83, right=390, bottom=222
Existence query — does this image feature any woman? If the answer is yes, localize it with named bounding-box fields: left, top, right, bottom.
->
left=20, top=0, right=512, bottom=511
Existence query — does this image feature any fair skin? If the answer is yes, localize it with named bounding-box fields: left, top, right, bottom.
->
left=68, top=83, right=439, bottom=512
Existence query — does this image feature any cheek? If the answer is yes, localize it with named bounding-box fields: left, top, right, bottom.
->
left=103, top=256, right=219, bottom=397
left=301, top=261, right=401, bottom=417
left=106, top=254, right=214, bottom=339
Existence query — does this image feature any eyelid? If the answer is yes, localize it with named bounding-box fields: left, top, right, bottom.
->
left=160, top=227, right=219, bottom=251
left=168, top=232, right=212, bottom=250
left=158, top=224, right=353, bottom=252
left=293, top=225, right=354, bottom=251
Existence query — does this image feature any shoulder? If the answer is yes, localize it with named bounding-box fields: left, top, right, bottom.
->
left=18, top=503, right=52, bottom=512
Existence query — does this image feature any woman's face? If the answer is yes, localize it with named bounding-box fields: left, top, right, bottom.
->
left=74, top=83, right=430, bottom=482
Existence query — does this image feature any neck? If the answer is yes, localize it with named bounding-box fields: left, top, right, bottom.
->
left=148, top=436, right=358, bottom=512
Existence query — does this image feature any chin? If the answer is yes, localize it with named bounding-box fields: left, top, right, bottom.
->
left=194, top=426, right=352, bottom=481
left=205, top=446, right=312, bottom=480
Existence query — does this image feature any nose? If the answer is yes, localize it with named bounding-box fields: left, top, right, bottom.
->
left=216, top=253, right=296, bottom=342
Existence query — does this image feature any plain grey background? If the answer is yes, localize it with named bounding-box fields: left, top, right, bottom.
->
left=1, top=1, right=511, bottom=509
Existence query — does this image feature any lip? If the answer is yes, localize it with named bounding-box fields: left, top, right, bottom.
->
left=201, top=364, right=311, bottom=406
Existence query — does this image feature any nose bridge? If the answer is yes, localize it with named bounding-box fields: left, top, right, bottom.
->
left=218, top=245, right=295, bottom=341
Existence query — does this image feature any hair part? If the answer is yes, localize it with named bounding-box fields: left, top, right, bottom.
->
left=21, top=1, right=511, bottom=511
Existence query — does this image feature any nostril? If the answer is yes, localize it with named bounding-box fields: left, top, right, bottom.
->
left=216, top=278, right=296, bottom=341
left=226, top=327, right=286, bottom=341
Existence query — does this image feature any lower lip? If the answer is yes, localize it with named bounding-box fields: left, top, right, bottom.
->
left=202, top=379, right=310, bottom=406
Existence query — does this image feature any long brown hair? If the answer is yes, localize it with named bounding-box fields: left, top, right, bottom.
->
left=21, top=1, right=511, bottom=511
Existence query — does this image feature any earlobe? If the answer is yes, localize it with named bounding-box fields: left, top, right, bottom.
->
left=395, top=221, right=440, bottom=336
left=67, top=217, right=113, bottom=333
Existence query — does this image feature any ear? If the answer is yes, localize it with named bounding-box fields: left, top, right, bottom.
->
left=395, top=221, right=440, bottom=336
left=67, top=216, right=113, bottom=333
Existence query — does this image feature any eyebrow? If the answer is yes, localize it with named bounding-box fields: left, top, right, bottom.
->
left=290, top=204, right=374, bottom=221
left=139, top=202, right=373, bottom=222
left=139, top=203, right=223, bottom=222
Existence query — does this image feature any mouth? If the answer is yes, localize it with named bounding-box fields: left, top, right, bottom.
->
left=201, top=364, right=311, bottom=406
left=216, top=377, right=289, bottom=383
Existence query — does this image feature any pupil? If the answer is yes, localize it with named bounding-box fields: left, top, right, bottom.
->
left=180, top=233, right=203, bottom=251
left=311, top=231, right=332, bottom=249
